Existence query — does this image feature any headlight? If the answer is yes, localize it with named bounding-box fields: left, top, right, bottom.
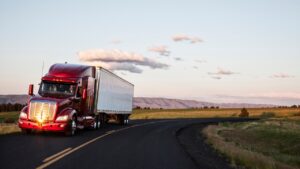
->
left=19, top=112, right=28, bottom=119
left=56, top=115, right=69, bottom=122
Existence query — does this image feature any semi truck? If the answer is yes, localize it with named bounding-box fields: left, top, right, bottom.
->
left=18, top=63, right=134, bottom=136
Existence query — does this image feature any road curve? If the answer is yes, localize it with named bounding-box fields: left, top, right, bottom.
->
left=0, top=118, right=249, bottom=169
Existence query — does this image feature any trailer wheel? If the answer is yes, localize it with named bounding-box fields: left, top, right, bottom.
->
left=118, top=114, right=128, bottom=125
left=65, top=116, right=77, bottom=136
left=125, top=115, right=129, bottom=125
left=124, top=115, right=129, bottom=125
left=117, top=115, right=124, bottom=125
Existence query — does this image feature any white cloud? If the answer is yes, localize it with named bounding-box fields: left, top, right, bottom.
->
left=249, top=92, right=300, bottom=99
left=174, top=57, right=182, bottom=61
left=111, top=39, right=122, bottom=44
left=148, top=45, right=170, bottom=56
left=271, top=73, right=295, bottom=78
left=78, top=49, right=169, bottom=73
left=211, top=76, right=222, bottom=80
left=208, top=68, right=237, bottom=76
left=195, top=59, right=207, bottom=63
left=172, top=34, right=203, bottom=43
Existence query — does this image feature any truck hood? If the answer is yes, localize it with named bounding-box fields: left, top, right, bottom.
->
left=30, top=96, right=70, bottom=105
left=29, top=96, right=72, bottom=113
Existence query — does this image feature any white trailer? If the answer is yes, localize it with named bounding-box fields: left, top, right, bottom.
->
left=95, top=67, right=134, bottom=124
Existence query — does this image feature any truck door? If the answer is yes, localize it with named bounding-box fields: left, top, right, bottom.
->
left=86, top=77, right=95, bottom=115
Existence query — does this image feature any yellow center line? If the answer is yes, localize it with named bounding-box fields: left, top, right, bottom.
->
left=43, top=148, right=72, bottom=163
left=36, top=120, right=171, bottom=169
left=105, top=129, right=116, bottom=134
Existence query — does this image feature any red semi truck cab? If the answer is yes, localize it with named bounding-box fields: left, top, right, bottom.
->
left=18, top=63, right=134, bottom=136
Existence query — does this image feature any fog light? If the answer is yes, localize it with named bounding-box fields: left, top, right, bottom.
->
left=19, top=112, right=28, bottom=119
left=60, top=124, right=65, bottom=128
left=56, top=115, right=69, bottom=122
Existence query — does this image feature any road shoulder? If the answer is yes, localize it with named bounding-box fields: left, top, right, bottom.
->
left=176, top=123, right=233, bottom=169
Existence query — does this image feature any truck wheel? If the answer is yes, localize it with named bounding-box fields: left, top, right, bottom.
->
left=118, top=114, right=128, bottom=125
left=99, top=113, right=106, bottom=128
left=125, top=116, right=129, bottom=125
left=124, top=115, right=129, bottom=125
left=21, top=129, right=32, bottom=134
left=65, top=116, right=77, bottom=136
left=93, top=115, right=100, bottom=130
left=118, top=115, right=124, bottom=125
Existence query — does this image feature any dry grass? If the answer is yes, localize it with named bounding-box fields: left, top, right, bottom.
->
left=130, top=108, right=300, bottom=120
left=202, top=117, right=300, bottom=169
left=0, top=123, right=20, bottom=135
left=0, top=111, right=20, bottom=135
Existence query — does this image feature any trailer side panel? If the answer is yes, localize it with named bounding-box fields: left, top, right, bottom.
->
left=96, top=68, right=134, bottom=114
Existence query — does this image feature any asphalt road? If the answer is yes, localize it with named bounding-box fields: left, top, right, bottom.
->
left=0, top=118, right=250, bottom=169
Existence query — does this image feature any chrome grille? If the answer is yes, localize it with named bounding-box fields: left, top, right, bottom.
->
left=28, top=101, right=57, bottom=122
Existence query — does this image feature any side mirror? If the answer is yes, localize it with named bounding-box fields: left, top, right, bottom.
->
left=82, top=89, right=87, bottom=100
left=28, top=84, right=34, bottom=96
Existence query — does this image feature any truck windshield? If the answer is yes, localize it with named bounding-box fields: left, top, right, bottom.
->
left=38, top=81, right=77, bottom=98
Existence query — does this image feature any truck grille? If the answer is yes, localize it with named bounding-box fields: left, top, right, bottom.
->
left=28, top=101, right=57, bottom=122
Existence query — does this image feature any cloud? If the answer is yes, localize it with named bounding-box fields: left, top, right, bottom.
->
left=148, top=45, right=170, bottom=56
left=111, top=39, right=122, bottom=44
left=271, top=73, right=295, bottom=78
left=195, top=59, right=207, bottom=63
left=208, top=68, right=237, bottom=76
left=211, top=76, right=222, bottom=80
left=174, top=57, right=182, bottom=61
left=204, top=94, right=300, bottom=105
left=78, top=49, right=169, bottom=73
left=172, top=34, right=203, bottom=44
left=249, top=92, right=300, bottom=99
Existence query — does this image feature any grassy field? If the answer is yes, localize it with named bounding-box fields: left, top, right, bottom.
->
left=0, top=111, right=19, bottom=123
left=0, top=123, right=20, bottom=135
left=130, top=108, right=300, bottom=119
left=0, top=111, right=20, bottom=135
left=202, top=117, right=300, bottom=169
left=0, top=108, right=299, bottom=135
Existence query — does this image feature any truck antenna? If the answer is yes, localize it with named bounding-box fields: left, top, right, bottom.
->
left=41, top=61, right=44, bottom=78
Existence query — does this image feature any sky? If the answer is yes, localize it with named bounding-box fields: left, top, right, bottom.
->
left=0, top=0, right=300, bottom=105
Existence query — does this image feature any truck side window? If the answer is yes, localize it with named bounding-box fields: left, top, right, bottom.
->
left=76, top=87, right=82, bottom=98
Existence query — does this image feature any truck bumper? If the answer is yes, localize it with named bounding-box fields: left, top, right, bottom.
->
left=18, top=119, right=68, bottom=132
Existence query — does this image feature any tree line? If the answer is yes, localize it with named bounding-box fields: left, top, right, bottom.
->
left=134, top=105, right=300, bottom=110
left=0, top=103, right=26, bottom=112
left=134, top=106, right=220, bottom=110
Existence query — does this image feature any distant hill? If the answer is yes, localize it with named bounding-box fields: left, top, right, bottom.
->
left=133, top=97, right=275, bottom=109
left=0, top=95, right=28, bottom=105
left=0, top=95, right=275, bottom=108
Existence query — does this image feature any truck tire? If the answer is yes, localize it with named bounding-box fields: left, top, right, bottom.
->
left=118, top=114, right=129, bottom=125
left=65, top=116, right=77, bottom=136
left=125, top=115, right=129, bottom=125
left=124, top=115, right=129, bottom=125
left=94, top=115, right=100, bottom=130
left=118, top=114, right=124, bottom=125
left=99, top=113, right=106, bottom=128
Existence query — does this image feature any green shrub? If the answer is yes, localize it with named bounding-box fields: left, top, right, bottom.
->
left=260, top=112, right=276, bottom=118
left=4, top=118, right=16, bottom=123
left=239, top=108, right=249, bottom=117
left=292, top=112, right=300, bottom=116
